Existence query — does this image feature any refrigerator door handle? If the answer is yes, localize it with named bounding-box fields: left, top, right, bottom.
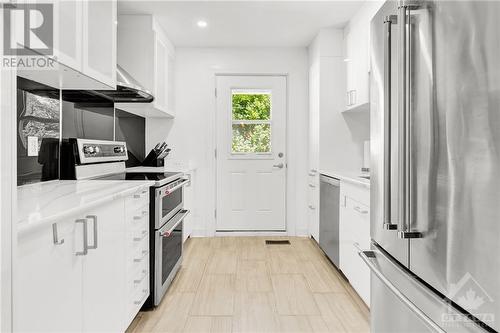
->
left=383, top=15, right=398, bottom=231
left=359, top=250, right=446, bottom=333
left=397, top=3, right=422, bottom=239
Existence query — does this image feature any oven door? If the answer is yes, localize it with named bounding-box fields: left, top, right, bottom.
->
left=154, top=209, right=189, bottom=306
left=155, top=178, right=190, bottom=229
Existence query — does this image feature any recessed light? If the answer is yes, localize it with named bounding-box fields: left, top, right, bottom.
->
left=197, top=20, right=208, bottom=28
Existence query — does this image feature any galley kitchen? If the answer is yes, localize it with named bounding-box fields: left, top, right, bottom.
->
left=1, top=1, right=499, bottom=333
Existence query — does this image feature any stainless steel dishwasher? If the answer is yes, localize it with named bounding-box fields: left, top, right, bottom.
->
left=319, top=174, right=340, bottom=268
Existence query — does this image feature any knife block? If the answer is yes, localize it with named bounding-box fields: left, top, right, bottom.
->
left=142, top=149, right=166, bottom=167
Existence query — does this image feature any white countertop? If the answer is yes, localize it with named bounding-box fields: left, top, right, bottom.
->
left=320, top=170, right=370, bottom=188
left=17, top=180, right=154, bottom=234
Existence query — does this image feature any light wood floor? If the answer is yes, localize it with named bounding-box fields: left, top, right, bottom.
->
left=127, top=237, right=370, bottom=333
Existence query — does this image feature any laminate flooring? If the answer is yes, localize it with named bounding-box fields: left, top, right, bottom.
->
left=126, top=237, right=369, bottom=333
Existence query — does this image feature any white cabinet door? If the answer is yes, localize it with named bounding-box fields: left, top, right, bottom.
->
left=14, top=219, right=84, bottom=332
left=52, top=0, right=83, bottom=70
left=154, top=36, right=167, bottom=112
left=339, top=193, right=371, bottom=307
left=166, top=51, right=175, bottom=115
left=82, top=198, right=126, bottom=333
left=343, top=19, right=370, bottom=110
left=82, top=0, right=117, bottom=88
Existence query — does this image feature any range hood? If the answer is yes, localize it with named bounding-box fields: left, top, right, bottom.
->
left=91, top=65, right=154, bottom=103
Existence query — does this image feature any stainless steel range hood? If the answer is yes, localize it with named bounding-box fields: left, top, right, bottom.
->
left=92, top=65, right=154, bottom=103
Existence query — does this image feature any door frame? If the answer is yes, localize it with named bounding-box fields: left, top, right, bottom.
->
left=1, top=68, right=16, bottom=332
left=213, top=73, right=289, bottom=236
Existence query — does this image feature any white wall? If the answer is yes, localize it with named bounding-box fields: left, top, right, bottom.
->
left=147, top=47, right=309, bottom=236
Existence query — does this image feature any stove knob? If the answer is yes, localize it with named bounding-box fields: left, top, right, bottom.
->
left=83, top=146, right=94, bottom=154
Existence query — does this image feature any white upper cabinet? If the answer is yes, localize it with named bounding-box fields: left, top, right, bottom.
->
left=82, top=0, right=117, bottom=88
left=343, top=1, right=384, bottom=112
left=19, top=0, right=117, bottom=90
left=343, top=20, right=370, bottom=111
left=52, top=0, right=83, bottom=71
left=116, top=15, right=176, bottom=118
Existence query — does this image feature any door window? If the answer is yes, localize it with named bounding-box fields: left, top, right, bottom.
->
left=231, top=90, right=272, bottom=154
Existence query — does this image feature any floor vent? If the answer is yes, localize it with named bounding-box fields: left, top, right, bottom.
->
left=265, top=240, right=291, bottom=245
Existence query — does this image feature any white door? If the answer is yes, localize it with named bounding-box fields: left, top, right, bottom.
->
left=216, top=75, right=287, bottom=231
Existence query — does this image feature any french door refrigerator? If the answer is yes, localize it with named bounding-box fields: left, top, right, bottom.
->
left=361, top=1, right=500, bottom=332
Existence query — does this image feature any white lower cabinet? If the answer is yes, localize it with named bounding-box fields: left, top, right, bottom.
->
left=339, top=181, right=371, bottom=307
left=15, top=217, right=83, bottom=333
left=14, top=187, right=150, bottom=333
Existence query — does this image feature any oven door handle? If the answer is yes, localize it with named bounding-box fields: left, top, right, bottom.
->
left=165, top=178, right=190, bottom=195
left=160, top=209, right=190, bottom=237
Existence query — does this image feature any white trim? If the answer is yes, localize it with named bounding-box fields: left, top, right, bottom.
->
left=1, top=68, right=16, bottom=333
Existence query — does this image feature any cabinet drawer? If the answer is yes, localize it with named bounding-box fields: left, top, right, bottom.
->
left=128, top=275, right=149, bottom=320
left=125, top=188, right=150, bottom=213
left=127, top=203, right=149, bottom=226
left=127, top=259, right=149, bottom=293
left=340, top=181, right=369, bottom=206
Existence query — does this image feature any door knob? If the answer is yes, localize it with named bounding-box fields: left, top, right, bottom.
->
left=273, top=163, right=284, bottom=169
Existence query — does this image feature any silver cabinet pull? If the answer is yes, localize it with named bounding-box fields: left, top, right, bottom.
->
left=308, top=183, right=316, bottom=188
left=133, top=210, right=148, bottom=220
left=134, top=289, right=149, bottom=305
left=133, top=250, right=149, bottom=263
left=308, top=205, right=316, bottom=210
left=52, top=223, right=65, bottom=245
left=86, top=215, right=98, bottom=250
left=134, top=189, right=148, bottom=199
left=134, top=270, right=148, bottom=284
left=353, top=206, right=368, bottom=214
left=273, top=163, right=284, bottom=169
left=383, top=14, right=398, bottom=232
left=134, top=230, right=148, bottom=242
left=75, top=219, right=88, bottom=256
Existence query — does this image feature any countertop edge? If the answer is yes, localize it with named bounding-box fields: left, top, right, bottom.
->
left=17, top=181, right=154, bottom=236
left=319, top=170, right=371, bottom=188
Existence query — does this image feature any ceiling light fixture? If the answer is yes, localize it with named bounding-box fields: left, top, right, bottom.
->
left=197, top=20, right=208, bottom=28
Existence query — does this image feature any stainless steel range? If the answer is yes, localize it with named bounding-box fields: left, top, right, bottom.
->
left=61, top=138, right=190, bottom=308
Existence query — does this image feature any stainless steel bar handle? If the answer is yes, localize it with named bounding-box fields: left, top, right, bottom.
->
left=75, top=219, right=88, bottom=256
left=166, top=178, right=190, bottom=195
left=398, top=3, right=407, bottom=237
left=383, top=15, right=398, bottom=231
left=86, top=215, right=98, bottom=250
left=52, top=223, right=65, bottom=245
left=161, top=209, right=190, bottom=237
left=359, top=250, right=445, bottom=333
left=397, top=4, right=422, bottom=239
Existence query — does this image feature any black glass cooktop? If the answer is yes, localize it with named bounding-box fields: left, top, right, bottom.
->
left=94, top=172, right=181, bottom=183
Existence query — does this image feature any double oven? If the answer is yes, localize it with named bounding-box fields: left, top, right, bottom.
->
left=60, top=138, right=190, bottom=309
left=146, top=175, right=190, bottom=308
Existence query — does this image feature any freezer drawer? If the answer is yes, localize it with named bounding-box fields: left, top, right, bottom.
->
left=319, top=175, right=340, bottom=267
left=361, top=244, right=490, bottom=333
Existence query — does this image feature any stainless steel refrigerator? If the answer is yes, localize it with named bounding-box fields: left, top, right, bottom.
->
left=361, top=1, right=500, bottom=332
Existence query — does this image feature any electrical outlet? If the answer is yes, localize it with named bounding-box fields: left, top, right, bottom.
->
left=27, top=136, right=39, bottom=156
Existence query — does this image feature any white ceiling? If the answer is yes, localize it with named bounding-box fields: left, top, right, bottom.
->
left=118, top=1, right=365, bottom=47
